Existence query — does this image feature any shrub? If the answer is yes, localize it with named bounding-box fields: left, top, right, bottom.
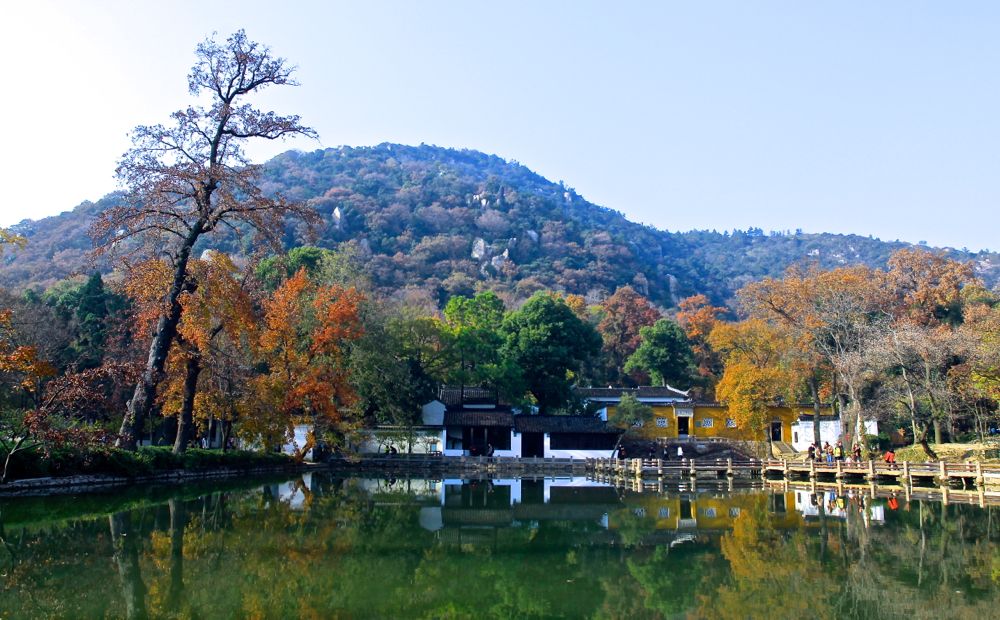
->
left=1, top=446, right=294, bottom=483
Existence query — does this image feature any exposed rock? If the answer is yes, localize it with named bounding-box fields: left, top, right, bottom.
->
left=471, top=237, right=487, bottom=260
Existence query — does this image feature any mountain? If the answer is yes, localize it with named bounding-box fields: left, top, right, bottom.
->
left=3, top=143, right=998, bottom=306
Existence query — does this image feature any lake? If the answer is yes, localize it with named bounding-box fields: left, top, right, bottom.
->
left=1, top=473, right=997, bottom=619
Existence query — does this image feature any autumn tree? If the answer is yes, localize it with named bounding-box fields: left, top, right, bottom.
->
left=708, top=319, right=794, bottom=447
left=249, top=269, right=364, bottom=457
left=739, top=264, right=885, bottom=445
left=0, top=227, right=25, bottom=254
left=93, top=31, right=317, bottom=450
left=676, top=294, right=726, bottom=397
left=597, top=286, right=660, bottom=384
left=0, top=306, right=57, bottom=483
left=884, top=247, right=974, bottom=326
left=136, top=254, right=257, bottom=453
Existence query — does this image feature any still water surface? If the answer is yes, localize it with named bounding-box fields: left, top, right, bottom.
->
left=1, top=473, right=998, bottom=619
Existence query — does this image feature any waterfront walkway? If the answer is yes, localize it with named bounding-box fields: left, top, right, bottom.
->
left=587, top=457, right=1000, bottom=506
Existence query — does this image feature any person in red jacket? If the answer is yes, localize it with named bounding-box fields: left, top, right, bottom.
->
left=883, top=448, right=896, bottom=468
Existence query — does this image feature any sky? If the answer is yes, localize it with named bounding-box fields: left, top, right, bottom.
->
left=1, top=1, right=998, bottom=251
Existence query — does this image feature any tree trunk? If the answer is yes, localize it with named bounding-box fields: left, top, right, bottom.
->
left=1, top=436, right=28, bottom=485
left=918, top=423, right=938, bottom=460
left=173, top=351, right=202, bottom=454
left=809, top=377, right=823, bottom=447
left=933, top=419, right=943, bottom=446
left=117, top=223, right=203, bottom=450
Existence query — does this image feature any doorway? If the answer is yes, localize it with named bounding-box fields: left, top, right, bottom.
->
left=678, top=416, right=690, bottom=436
left=522, top=432, right=544, bottom=458
left=770, top=421, right=782, bottom=442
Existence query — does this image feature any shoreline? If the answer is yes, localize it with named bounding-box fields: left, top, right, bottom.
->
left=0, top=462, right=319, bottom=498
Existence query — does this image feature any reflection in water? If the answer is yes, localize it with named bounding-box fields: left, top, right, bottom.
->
left=164, top=498, right=185, bottom=613
left=0, top=474, right=997, bottom=619
left=109, top=511, right=147, bottom=620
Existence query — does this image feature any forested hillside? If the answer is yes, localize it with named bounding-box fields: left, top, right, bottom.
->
left=3, top=143, right=998, bottom=306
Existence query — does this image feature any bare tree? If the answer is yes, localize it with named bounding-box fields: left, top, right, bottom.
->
left=92, top=31, right=317, bottom=449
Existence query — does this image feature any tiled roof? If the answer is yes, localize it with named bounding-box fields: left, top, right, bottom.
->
left=513, top=415, right=619, bottom=434
left=576, top=385, right=689, bottom=400
left=443, top=410, right=514, bottom=427
left=437, top=386, right=505, bottom=407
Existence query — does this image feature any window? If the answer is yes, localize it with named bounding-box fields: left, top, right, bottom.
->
left=658, top=507, right=670, bottom=518
left=655, top=417, right=668, bottom=428
left=702, top=507, right=717, bottom=518
left=696, top=418, right=714, bottom=428
left=631, top=419, right=644, bottom=427
left=725, top=418, right=737, bottom=428
left=633, top=508, right=646, bottom=518
left=729, top=507, right=741, bottom=518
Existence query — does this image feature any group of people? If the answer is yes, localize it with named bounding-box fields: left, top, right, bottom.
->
left=806, top=440, right=898, bottom=468
left=807, top=440, right=862, bottom=464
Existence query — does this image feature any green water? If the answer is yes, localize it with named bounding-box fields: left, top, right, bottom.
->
left=0, top=474, right=998, bottom=619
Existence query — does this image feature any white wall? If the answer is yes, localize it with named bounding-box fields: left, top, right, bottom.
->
left=356, top=429, right=443, bottom=454
left=541, top=433, right=614, bottom=459
left=791, top=419, right=880, bottom=451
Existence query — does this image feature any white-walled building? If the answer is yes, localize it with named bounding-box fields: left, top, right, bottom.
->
left=357, top=387, right=621, bottom=459
left=790, top=416, right=879, bottom=452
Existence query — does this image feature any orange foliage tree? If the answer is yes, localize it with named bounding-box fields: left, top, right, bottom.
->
left=248, top=269, right=364, bottom=458
left=738, top=264, right=886, bottom=445
left=676, top=294, right=727, bottom=397
left=124, top=254, right=256, bottom=453
left=708, top=319, right=797, bottom=446
left=1, top=308, right=56, bottom=483
left=597, top=285, right=661, bottom=384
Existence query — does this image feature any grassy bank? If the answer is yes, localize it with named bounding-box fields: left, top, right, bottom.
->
left=4, top=445, right=294, bottom=482
left=893, top=442, right=1000, bottom=464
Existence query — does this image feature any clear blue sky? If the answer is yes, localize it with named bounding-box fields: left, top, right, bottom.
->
left=1, top=1, right=998, bottom=251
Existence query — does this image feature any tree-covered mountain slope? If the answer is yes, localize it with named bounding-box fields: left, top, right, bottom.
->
left=3, top=143, right=998, bottom=305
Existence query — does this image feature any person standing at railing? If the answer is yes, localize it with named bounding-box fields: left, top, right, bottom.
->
left=807, top=444, right=816, bottom=461
left=883, top=448, right=896, bottom=468
left=852, top=443, right=862, bottom=463
left=834, top=441, right=845, bottom=462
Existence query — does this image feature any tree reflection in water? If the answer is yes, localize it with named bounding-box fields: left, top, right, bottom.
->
left=0, top=476, right=997, bottom=619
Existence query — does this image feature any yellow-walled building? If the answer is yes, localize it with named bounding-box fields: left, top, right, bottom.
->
left=576, top=387, right=835, bottom=444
